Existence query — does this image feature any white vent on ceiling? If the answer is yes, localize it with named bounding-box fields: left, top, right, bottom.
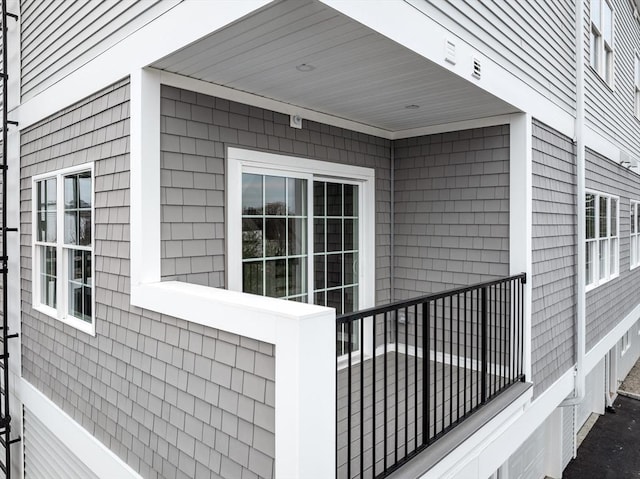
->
left=445, top=39, right=456, bottom=65
left=472, top=58, right=481, bottom=79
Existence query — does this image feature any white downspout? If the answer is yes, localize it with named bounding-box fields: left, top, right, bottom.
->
left=561, top=0, right=586, bottom=407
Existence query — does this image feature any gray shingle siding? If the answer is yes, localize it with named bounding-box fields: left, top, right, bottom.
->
left=531, top=120, right=576, bottom=396
left=20, top=80, right=276, bottom=479
left=392, top=125, right=510, bottom=298
left=160, top=85, right=393, bottom=304
left=585, top=148, right=640, bottom=350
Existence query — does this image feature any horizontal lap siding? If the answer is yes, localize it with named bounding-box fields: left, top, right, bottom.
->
left=585, top=149, right=640, bottom=350
left=584, top=0, right=640, bottom=159
left=20, top=80, right=277, bottom=479
left=19, top=0, right=180, bottom=101
left=418, top=0, right=576, bottom=114
left=393, top=125, right=510, bottom=299
left=159, top=85, right=393, bottom=304
left=531, top=120, right=576, bottom=397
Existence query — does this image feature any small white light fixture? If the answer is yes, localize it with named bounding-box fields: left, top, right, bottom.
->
left=296, top=63, right=315, bottom=72
left=290, top=114, right=303, bottom=129
left=405, top=104, right=420, bottom=110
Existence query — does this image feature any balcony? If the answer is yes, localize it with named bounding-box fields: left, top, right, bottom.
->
left=336, top=274, right=527, bottom=479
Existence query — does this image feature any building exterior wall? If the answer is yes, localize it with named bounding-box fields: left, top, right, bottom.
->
left=20, top=79, right=277, bottom=479
left=584, top=0, right=640, bottom=161
left=19, top=0, right=181, bottom=101
left=415, top=0, right=576, bottom=115
left=159, top=84, right=393, bottom=304
left=585, top=148, right=640, bottom=350
left=531, top=120, right=577, bottom=396
left=392, top=125, right=510, bottom=299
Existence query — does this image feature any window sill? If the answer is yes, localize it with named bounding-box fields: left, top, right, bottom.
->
left=32, top=304, right=96, bottom=336
left=586, top=272, right=619, bottom=293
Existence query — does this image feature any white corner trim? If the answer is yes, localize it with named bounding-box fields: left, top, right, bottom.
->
left=19, top=379, right=142, bottom=479
left=130, top=68, right=161, bottom=288
left=509, top=112, right=533, bottom=381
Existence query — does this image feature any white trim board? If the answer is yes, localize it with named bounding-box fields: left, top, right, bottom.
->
left=15, top=0, right=273, bottom=130
left=19, top=379, right=142, bottom=479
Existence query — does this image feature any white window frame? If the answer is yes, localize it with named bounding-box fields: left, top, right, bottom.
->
left=32, top=163, right=95, bottom=335
left=634, top=53, right=640, bottom=118
left=590, top=0, right=614, bottom=85
left=621, top=330, right=630, bottom=356
left=227, top=147, right=376, bottom=358
left=585, top=190, right=619, bottom=291
left=631, top=200, right=640, bottom=270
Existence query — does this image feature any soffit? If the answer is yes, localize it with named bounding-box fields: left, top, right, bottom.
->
left=151, top=0, right=517, bottom=133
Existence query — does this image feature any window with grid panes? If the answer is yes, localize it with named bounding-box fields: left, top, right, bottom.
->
left=33, top=165, right=94, bottom=334
left=585, top=191, right=618, bottom=289
left=635, top=55, right=640, bottom=118
left=231, top=150, right=374, bottom=357
left=590, top=0, right=614, bottom=85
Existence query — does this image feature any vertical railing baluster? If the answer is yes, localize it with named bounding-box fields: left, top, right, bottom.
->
left=372, top=314, right=376, bottom=477
left=404, top=305, right=408, bottom=458
left=423, top=301, right=430, bottom=446
left=360, top=317, right=364, bottom=479
left=434, top=299, right=438, bottom=435
left=463, top=291, right=467, bottom=415
left=449, top=295, right=453, bottom=428
left=384, top=311, right=388, bottom=472
left=499, top=281, right=503, bottom=391
left=394, top=310, right=398, bottom=465
left=347, top=321, right=352, bottom=479
left=456, top=293, right=460, bottom=422
left=481, top=286, right=488, bottom=404
left=414, top=304, right=418, bottom=452
left=441, top=297, right=445, bottom=434
left=335, top=322, right=338, bottom=479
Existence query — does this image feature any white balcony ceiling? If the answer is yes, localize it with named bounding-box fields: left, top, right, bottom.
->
left=151, top=0, right=517, bottom=134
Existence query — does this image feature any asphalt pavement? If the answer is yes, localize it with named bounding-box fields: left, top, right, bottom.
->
left=563, top=359, right=640, bottom=479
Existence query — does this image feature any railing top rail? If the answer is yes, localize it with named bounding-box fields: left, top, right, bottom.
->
left=337, top=272, right=526, bottom=324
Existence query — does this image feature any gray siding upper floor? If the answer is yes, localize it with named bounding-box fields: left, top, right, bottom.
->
left=585, top=148, right=640, bottom=350
left=584, top=0, right=640, bottom=160
left=392, top=125, right=510, bottom=299
left=159, top=85, right=393, bottom=305
left=412, top=0, right=576, bottom=114
left=531, top=120, right=576, bottom=397
left=20, top=0, right=181, bottom=101
left=20, top=79, right=276, bottom=479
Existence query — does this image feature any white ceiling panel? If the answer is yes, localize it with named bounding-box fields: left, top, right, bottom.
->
left=151, top=0, right=518, bottom=134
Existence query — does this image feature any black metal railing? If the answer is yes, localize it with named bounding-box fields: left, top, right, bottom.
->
left=336, top=273, right=526, bottom=479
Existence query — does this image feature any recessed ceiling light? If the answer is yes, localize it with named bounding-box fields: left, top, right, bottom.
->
left=296, top=63, right=316, bottom=72
left=405, top=104, right=420, bottom=110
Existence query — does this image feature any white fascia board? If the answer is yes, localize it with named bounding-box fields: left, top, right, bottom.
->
left=319, top=0, right=576, bottom=139
left=16, top=0, right=272, bottom=130
left=584, top=123, right=640, bottom=166
left=19, top=379, right=143, bottom=479
left=584, top=301, right=640, bottom=374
